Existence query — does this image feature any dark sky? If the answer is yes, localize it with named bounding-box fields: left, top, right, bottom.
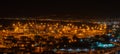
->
left=0, top=1, right=120, bottom=17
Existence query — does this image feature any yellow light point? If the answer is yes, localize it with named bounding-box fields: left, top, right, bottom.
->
left=67, top=24, right=69, bottom=26
left=18, top=22, right=20, bottom=24
left=82, top=29, right=86, bottom=32
left=103, top=24, right=107, bottom=29
left=99, top=28, right=102, bottom=30
left=79, top=26, right=82, bottom=29
left=69, top=40, right=71, bottom=43
left=2, top=30, right=6, bottom=32
left=43, top=25, right=46, bottom=27
left=94, top=26, right=97, bottom=29
left=14, top=27, right=19, bottom=32
left=21, top=44, right=24, bottom=47
left=87, top=27, right=90, bottom=30
left=30, top=24, right=33, bottom=26
left=23, top=26, right=26, bottom=29
left=56, top=23, right=59, bottom=25
left=78, top=33, right=83, bottom=36
left=82, top=24, right=84, bottom=26
left=91, top=27, right=94, bottom=30
left=70, top=23, right=72, bottom=26
left=44, top=23, right=46, bottom=24
left=74, top=30, right=77, bottom=34
left=12, top=24, right=15, bottom=26
left=31, top=44, right=34, bottom=47
left=72, top=25, right=74, bottom=28
left=97, top=27, right=99, bottom=30
left=112, top=34, right=115, bottom=37
left=32, top=22, right=35, bottom=24
left=28, top=22, right=31, bottom=25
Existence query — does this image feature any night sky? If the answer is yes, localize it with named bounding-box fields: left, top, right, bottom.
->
left=0, top=1, right=120, bottom=17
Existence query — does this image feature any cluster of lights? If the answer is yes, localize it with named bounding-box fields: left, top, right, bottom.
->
left=97, top=42, right=115, bottom=48
left=0, top=22, right=107, bottom=38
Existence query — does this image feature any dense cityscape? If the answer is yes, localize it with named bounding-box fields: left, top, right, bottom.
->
left=1, top=0, right=120, bottom=54
left=0, top=18, right=119, bottom=54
